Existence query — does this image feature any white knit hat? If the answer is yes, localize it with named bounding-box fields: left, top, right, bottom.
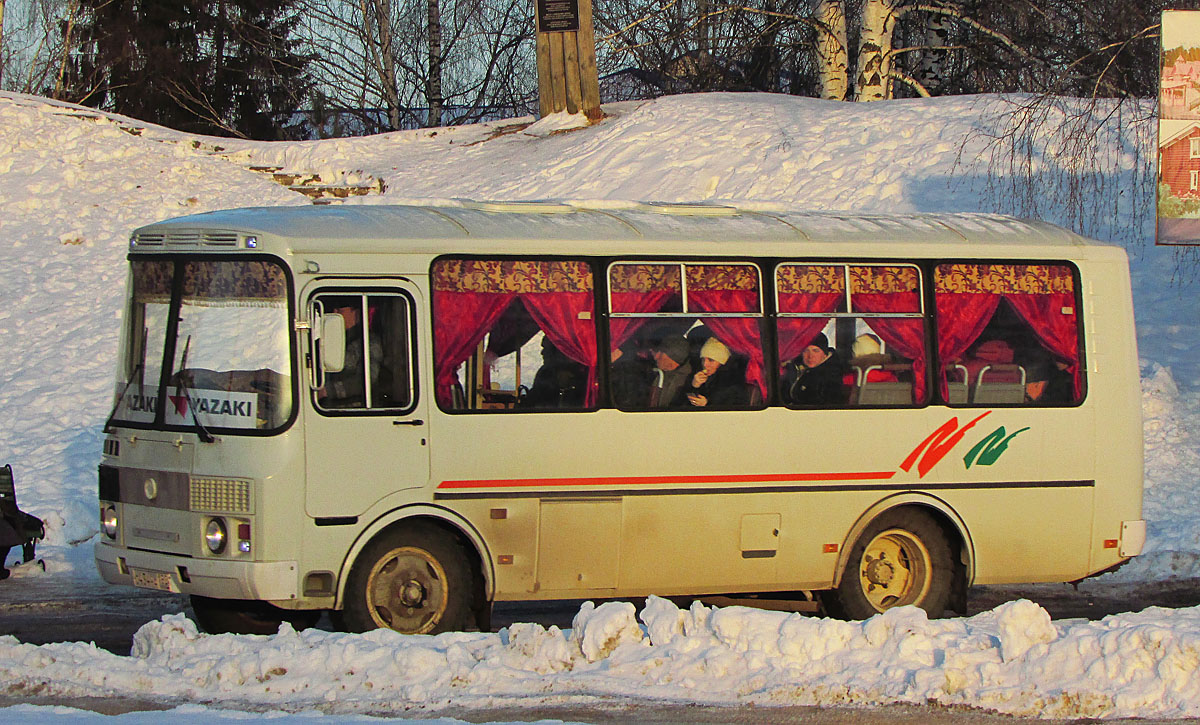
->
left=700, top=337, right=731, bottom=364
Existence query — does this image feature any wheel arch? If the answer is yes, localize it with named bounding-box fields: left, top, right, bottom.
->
left=334, top=504, right=494, bottom=610
left=833, top=493, right=975, bottom=611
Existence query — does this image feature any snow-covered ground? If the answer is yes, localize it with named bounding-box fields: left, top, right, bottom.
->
left=2, top=90, right=1200, bottom=720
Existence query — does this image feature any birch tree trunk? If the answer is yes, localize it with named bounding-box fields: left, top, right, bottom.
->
left=917, top=12, right=951, bottom=94
left=426, top=0, right=442, bottom=127
left=854, top=0, right=898, bottom=101
left=814, top=0, right=848, bottom=100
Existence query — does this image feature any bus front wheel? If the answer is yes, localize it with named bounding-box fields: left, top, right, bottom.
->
left=341, top=524, right=473, bottom=635
left=825, top=509, right=953, bottom=620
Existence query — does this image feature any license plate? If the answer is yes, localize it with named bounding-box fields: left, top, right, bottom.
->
left=131, top=568, right=174, bottom=592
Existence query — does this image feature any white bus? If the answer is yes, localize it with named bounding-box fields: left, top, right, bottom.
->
left=95, top=201, right=1145, bottom=634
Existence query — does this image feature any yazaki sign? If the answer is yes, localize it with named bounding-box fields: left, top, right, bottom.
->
left=1158, top=10, right=1200, bottom=245
left=116, top=384, right=259, bottom=429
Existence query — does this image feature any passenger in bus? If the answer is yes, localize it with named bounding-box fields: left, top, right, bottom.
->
left=842, top=333, right=897, bottom=386
left=320, top=299, right=382, bottom=409
left=782, top=333, right=847, bottom=405
left=686, top=337, right=750, bottom=408
left=521, top=338, right=587, bottom=409
left=610, top=341, right=653, bottom=408
left=648, top=336, right=693, bottom=407
left=1018, top=346, right=1072, bottom=403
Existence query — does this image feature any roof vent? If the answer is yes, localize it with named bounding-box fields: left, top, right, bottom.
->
left=639, top=202, right=739, bottom=217
left=465, top=200, right=575, bottom=214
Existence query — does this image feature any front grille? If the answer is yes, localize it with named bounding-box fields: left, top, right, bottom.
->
left=133, top=231, right=242, bottom=248
left=164, top=232, right=201, bottom=246
left=190, top=477, right=252, bottom=514
left=201, top=232, right=238, bottom=246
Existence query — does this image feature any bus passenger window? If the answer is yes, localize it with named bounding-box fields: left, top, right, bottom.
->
left=776, top=264, right=926, bottom=407
left=607, top=262, right=767, bottom=410
left=431, top=258, right=597, bottom=412
left=934, top=263, right=1081, bottom=405
left=314, top=293, right=412, bottom=413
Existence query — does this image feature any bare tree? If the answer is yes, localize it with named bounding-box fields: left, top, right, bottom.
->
left=299, top=0, right=533, bottom=133
left=1, top=0, right=7, bottom=88
left=0, top=0, right=81, bottom=94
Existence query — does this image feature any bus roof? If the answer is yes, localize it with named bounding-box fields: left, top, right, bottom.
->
left=130, top=201, right=1104, bottom=256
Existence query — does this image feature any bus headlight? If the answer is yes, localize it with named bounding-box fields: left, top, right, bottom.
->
left=101, top=506, right=118, bottom=539
left=204, top=518, right=227, bottom=554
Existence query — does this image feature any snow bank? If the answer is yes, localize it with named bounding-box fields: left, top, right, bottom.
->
left=4, top=597, right=1200, bottom=720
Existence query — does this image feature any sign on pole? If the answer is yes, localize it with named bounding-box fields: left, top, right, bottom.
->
left=535, top=0, right=602, bottom=120
left=1158, top=10, right=1200, bottom=245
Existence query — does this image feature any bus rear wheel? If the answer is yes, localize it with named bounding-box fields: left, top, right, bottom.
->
left=825, top=509, right=952, bottom=620
left=341, top=524, right=473, bottom=634
left=189, top=595, right=321, bottom=635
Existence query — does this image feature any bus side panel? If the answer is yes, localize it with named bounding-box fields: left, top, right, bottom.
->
left=1081, top=256, right=1144, bottom=573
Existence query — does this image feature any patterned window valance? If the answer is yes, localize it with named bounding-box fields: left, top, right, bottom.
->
left=132, top=260, right=174, bottom=303
left=777, top=264, right=922, bottom=315
left=609, top=262, right=761, bottom=315
left=183, top=261, right=288, bottom=302
left=935, top=264, right=1074, bottom=295
left=685, top=263, right=760, bottom=293
left=776, top=265, right=845, bottom=295
left=849, top=265, right=920, bottom=295
left=434, top=259, right=593, bottom=293
left=133, top=260, right=288, bottom=304
left=608, top=263, right=681, bottom=294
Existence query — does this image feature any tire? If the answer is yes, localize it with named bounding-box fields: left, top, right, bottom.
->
left=340, top=523, right=474, bottom=634
left=824, top=509, right=953, bottom=620
left=190, top=595, right=321, bottom=635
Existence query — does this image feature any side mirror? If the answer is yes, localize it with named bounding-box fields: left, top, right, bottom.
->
left=320, top=314, right=346, bottom=373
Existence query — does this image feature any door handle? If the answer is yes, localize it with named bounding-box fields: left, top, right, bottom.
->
left=393, top=419, right=425, bottom=426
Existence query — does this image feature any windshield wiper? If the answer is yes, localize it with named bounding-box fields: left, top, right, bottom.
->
left=174, top=335, right=215, bottom=443
left=102, top=362, right=144, bottom=434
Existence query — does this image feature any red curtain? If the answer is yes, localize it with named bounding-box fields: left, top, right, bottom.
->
left=853, top=291, right=927, bottom=401
left=609, top=290, right=677, bottom=352
left=776, top=292, right=842, bottom=365
left=688, top=289, right=766, bottom=397
left=934, top=294, right=1000, bottom=399
left=523, top=292, right=599, bottom=406
left=432, top=291, right=516, bottom=407
left=1007, top=293, right=1082, bottom=397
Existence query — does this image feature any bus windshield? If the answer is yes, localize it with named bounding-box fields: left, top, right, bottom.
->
left=111, top=258, right=293, bottom=433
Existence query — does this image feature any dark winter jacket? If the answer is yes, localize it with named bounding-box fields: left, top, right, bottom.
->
left=686, top=364, right=751, bottom=408
left=782, top=355, right=848, bottom=406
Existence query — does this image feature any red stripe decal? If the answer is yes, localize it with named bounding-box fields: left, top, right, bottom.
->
left=438, top=470, right=896, bottom=489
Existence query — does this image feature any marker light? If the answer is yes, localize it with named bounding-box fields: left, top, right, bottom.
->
left=245, top=236, right=258, bottom=249
left=205, top=518, right=227, bottom=554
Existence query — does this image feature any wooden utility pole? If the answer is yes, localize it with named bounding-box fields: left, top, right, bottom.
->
left=535, top=0, right=601, bottom=120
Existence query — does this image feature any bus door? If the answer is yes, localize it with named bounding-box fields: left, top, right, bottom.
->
left=302, top=282, right=429, bottom=519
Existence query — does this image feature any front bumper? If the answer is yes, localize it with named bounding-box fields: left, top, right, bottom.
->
left=95, top=541, right=298, bottom=601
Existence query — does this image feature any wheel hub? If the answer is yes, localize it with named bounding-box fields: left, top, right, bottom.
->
left=865, top=555, right=895, bottom=587
left=399, top=579, right=427, bottom=607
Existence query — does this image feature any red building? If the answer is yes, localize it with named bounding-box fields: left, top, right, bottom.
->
left=1160, top=123, right=1200, bottom=199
